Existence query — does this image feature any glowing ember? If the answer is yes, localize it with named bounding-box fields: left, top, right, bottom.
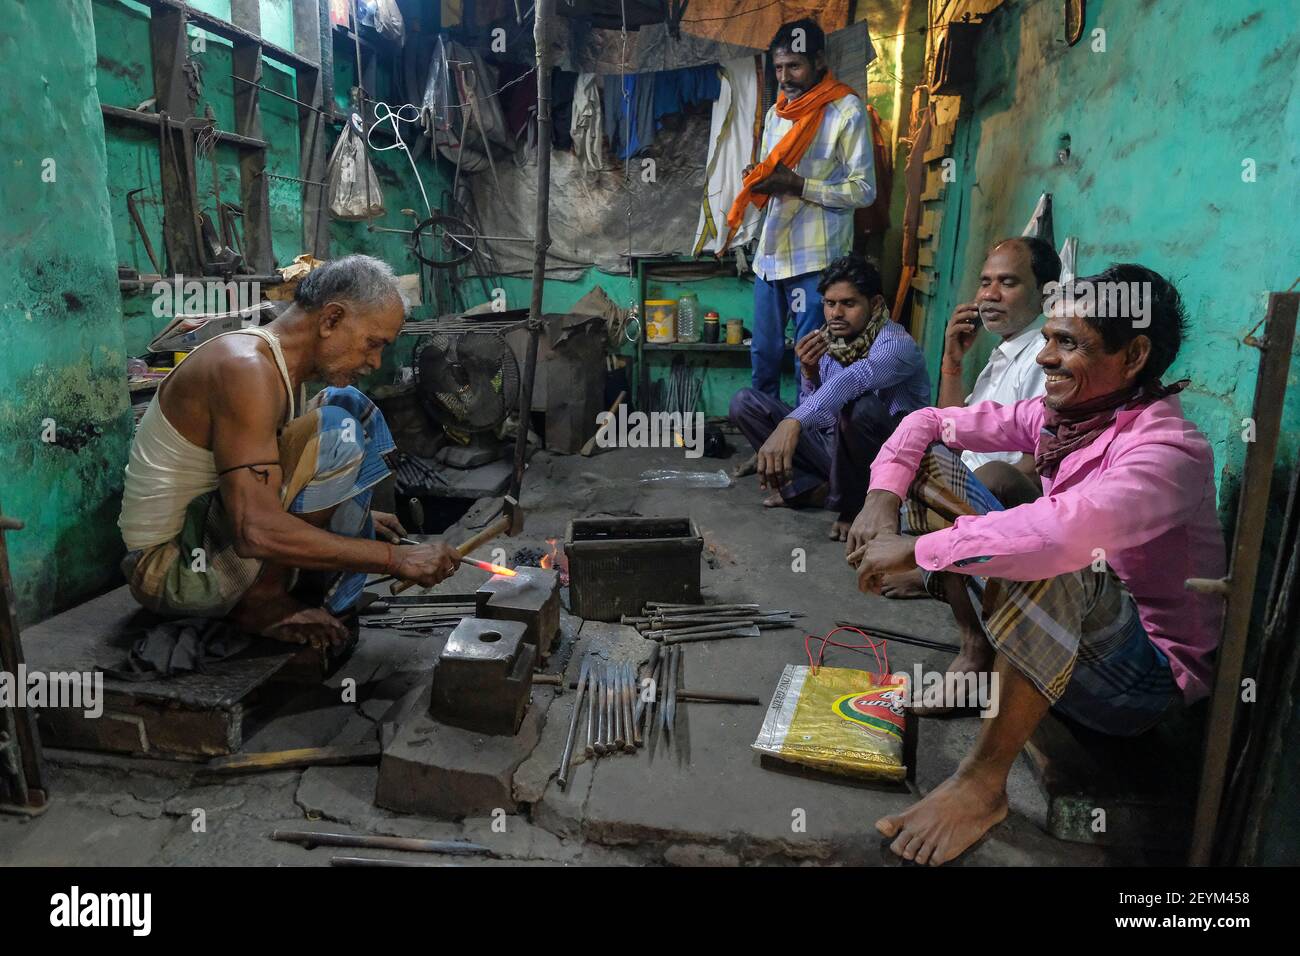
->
left=513, top=540, right=569, bottom=585
left=462, top=557, right=517, bottom=577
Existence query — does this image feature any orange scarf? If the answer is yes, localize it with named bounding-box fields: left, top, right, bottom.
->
left=723, top=72, right=858, bottom=247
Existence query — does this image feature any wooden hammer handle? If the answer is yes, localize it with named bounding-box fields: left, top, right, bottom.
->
left=390, top=515, right=512, bottom=595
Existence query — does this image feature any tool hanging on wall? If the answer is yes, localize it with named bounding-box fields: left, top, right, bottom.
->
left=126, top=188, right=163, bottom=277
left=193, top=113, right=244, bottom=276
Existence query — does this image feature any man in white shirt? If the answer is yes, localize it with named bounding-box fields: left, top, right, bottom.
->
left=881, top=236, right=1060, bottom=598
left=936, top=236, right=1061, bottom=504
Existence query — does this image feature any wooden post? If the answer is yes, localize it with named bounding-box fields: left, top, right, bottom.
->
left=1188, top=292, right=1300, bottom=865
left=295, top=0, right=331, bottom=257
left=510, top=0, right=554, bottom=497
left=231, top=0, right=274, bottom=274
left=149, top=4, right=199, bottom=276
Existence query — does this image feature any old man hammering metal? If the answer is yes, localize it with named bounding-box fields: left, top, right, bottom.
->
left=5, top=0, right=1297, bottom=901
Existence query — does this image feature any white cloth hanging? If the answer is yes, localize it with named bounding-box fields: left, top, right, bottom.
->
left=693, top=56, right=763, bottom=255
left=570, top=72, right=603, bottom=172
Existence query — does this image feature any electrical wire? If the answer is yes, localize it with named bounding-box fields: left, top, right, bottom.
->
left=366, top=99, right=434, bottom=218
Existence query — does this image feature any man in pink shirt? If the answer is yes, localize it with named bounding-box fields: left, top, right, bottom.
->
left=847, top=264, right=1225, bottom=865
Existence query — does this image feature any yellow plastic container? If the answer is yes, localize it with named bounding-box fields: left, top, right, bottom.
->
left=725, top=319, right=744, bottom=345
left=645, top=300, right=676, bottom=343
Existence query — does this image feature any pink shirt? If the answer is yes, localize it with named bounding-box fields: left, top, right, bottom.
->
left=869, top=395, right=1225, bottom=702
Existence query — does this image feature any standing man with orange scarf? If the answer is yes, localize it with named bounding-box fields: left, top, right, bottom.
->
left=729, top=18, right=876, bottom=399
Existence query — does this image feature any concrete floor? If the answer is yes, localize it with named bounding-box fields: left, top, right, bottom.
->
left=1, top=443, right=1138, bottom=866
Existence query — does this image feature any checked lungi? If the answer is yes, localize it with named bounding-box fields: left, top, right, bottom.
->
left=900, top=443, right=1181, bottom=736
left=122, top=386, right=394, bottom=619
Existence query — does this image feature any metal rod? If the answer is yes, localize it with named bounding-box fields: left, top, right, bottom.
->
left=632, top=644, right=661, bottom=727
left=271, top=829, right=490, bottom=856
left=643, top=657, right=661, bottom=751
left=661, top=626, right=761, bottom=645
left=231, top=74, right=331, bottom=115
left=621, top=662, right=636, bottom=753
left=612, top=660, right=625, bottom=751
left=834, top=620, right=960, bottom=654
left=647, top=603, right=760, bottom=613
left=557, top=657, right=590, bottom=790
left=593, top=663, right=607, bottom=755
left=627, top=661, right=643, bottom=747
left=585, top=666, right=596, bottom=757
left=258, top=171, right=329, bottom=187
left=678, top=690, right=761, bottom=705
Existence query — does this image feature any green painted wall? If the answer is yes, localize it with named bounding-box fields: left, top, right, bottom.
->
left=926, top=0, right=1300, bottom=494
left=0, top=0, right=134, bottom=625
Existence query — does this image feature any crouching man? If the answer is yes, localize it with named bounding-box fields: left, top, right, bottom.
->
left=730, top=256, right=931, bottom=540
left=118, top=255, right=460, bottom=652
left=847, top=265, right=1225, bottom=864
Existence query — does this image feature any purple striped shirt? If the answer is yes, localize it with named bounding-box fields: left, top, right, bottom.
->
left=788, top=321, right=931, bottom=430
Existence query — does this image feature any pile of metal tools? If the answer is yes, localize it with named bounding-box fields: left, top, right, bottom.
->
left=360, top=595, right=477, bottom=631
left=556, top=644, right=681, bottom=789
left=621, top=602, right=803, bottom=644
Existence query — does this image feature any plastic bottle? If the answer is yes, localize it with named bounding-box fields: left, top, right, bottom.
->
left=638, top=468, right=732, bottom=488
left=676, top=293, right=700, bottom=344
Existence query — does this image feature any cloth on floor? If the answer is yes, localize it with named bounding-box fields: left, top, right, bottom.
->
left=106, top=617, right=251, bottom=681
left=693, top=55, right=763, bottom=254
left=570, top=72, right=604, bottom=171
left=602, top=72, right=657, bottom=160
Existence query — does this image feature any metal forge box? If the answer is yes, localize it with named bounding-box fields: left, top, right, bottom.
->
left=563, top=517, right=702, bottom=622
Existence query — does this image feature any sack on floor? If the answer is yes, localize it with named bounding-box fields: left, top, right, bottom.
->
left=327, top=118, right=385, bottom=221
left=752, top=664, right=908, bottom=783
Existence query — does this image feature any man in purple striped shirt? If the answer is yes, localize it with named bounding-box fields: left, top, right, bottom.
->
left=729, top=256, right=931, bottom=539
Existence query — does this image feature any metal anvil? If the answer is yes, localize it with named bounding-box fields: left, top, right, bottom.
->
left=475, top=566, right=559, bottom=659
left=429, top=617, right=535, bottom=736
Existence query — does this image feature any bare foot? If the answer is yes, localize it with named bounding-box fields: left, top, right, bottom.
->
left=761, top=482, right=828, bottom=510
left=909, top=638, right=994, bottom=717
left=731, top=453, right=758, bottom=479
left=881, top=569, right=930, bottom=599
left=231, top=587, right=348, bottom=651
left=828, top=519, right=850, bottom=541
left=875, top=766, right=1009, bottom=865
left=263, top=606, right=350, bottom=651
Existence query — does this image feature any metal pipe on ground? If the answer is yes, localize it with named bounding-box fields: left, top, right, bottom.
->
left=272, top=830, right=491, bottom=856
left=661, top=625, right=761, bottom=645
left=556, top=656, right=591, bottom=790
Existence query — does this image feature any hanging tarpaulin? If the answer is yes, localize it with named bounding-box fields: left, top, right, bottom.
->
left=327, top=115, right=385, bottom=221
left=678, top=0, right=850, bottom=52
